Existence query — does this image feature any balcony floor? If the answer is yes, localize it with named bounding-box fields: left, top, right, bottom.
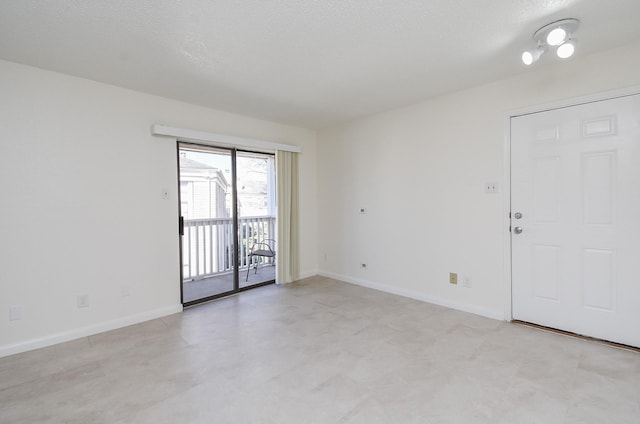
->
left=182, top=265, right=275, bottom=303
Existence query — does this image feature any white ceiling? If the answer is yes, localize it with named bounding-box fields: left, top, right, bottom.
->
left=1, top=1, right=640, bottom=129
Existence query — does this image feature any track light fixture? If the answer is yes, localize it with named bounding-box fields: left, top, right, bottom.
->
left=522, top=18, right=580, bottom=66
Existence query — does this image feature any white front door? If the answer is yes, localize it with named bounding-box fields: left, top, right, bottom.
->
left=511, top=93, right=640, bottom=348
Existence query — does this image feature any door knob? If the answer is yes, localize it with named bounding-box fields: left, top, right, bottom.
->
left=513, top=226, right=523, bottom=234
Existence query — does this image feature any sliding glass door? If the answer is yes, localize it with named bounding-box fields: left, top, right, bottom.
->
left=178, top=143, right=276, bottom=306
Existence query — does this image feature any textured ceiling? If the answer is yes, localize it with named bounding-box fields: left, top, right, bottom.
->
left=1, top=1, right=640, bottom=129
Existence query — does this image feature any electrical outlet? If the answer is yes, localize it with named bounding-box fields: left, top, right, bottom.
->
left=9, top=305, right=22, bottom=321
left=77, top=295, right=89, bottom=308
left=161, top=188, right=170, bottom=200
left=449, top=272, right=458, bottom=285
left=485, top=182, right=499, bottom=193
left=462, top=276, right=472, bottom=288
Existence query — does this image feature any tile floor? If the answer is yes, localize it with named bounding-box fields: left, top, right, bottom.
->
left=1, top=276, right=638, bottom=423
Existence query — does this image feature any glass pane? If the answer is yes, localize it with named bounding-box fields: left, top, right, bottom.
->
left=179, top=146, right=235, bottom=302
left=237, top=152, right=276, bottom=288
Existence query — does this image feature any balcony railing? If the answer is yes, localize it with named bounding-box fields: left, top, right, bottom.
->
left=182, top=215, right=275, bottom=281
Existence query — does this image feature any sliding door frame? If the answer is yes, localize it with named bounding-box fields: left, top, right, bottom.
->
left=177, top=141, right=275, bottom=307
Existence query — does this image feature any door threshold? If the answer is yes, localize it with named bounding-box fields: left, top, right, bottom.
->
left=183, top=280, right=275, bottom=308
left=511, top=320, right=640, bottom=353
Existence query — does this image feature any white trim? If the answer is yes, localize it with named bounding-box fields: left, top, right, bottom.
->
left=503, top=84, right=640, bottom=323
left=276, top=270, right=317, bottom=285
left=502, top=114, right=513, bottom=321
left=508, top=85, right=640, bottom=118
left=299, top=269, right=318, bottom=280
left=275, top=270, right=318, bottom=285
left=318, top=270, right=504, bottom=321
left=0, top=304, right=183, bottom=358
left=151, top=124, right=302, bottom=153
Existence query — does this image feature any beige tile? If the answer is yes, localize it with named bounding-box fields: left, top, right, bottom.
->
left=1, top=276, right=639, bottom=423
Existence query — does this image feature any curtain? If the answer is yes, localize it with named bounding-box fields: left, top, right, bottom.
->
left=275, top=150, right=300, bottom=284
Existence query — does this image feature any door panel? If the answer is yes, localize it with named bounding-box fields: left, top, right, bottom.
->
left=179, top=146, right=236, bottom=303
left=511, top=94, right=640, bottom=347
left=236, top=152, right=276, bottom=289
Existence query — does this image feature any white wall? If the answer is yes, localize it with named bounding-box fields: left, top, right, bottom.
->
left=0, top=59, right=317, bottom=356
left=317, top=41, right=640, bottom=320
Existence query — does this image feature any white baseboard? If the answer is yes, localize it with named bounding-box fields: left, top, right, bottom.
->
left=274, top=269, right=317, bottom=285
left=299, top=269, right=318, bottom=280
left=0, top=304, right=183, bottom=358
left=318, top=270, right=504, bottom=321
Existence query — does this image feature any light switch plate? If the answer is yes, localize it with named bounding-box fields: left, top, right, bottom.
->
left=77, top=295, right=89, bottom=308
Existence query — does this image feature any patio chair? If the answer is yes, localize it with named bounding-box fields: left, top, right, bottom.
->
left=245, top=239, right=276, bottom=281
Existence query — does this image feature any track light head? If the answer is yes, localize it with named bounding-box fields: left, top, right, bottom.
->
left=556, top=39, right=576, bottom=59
left=522, top=46, right=545, bottom=66
left=546, top=27, right=567, bottom=46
